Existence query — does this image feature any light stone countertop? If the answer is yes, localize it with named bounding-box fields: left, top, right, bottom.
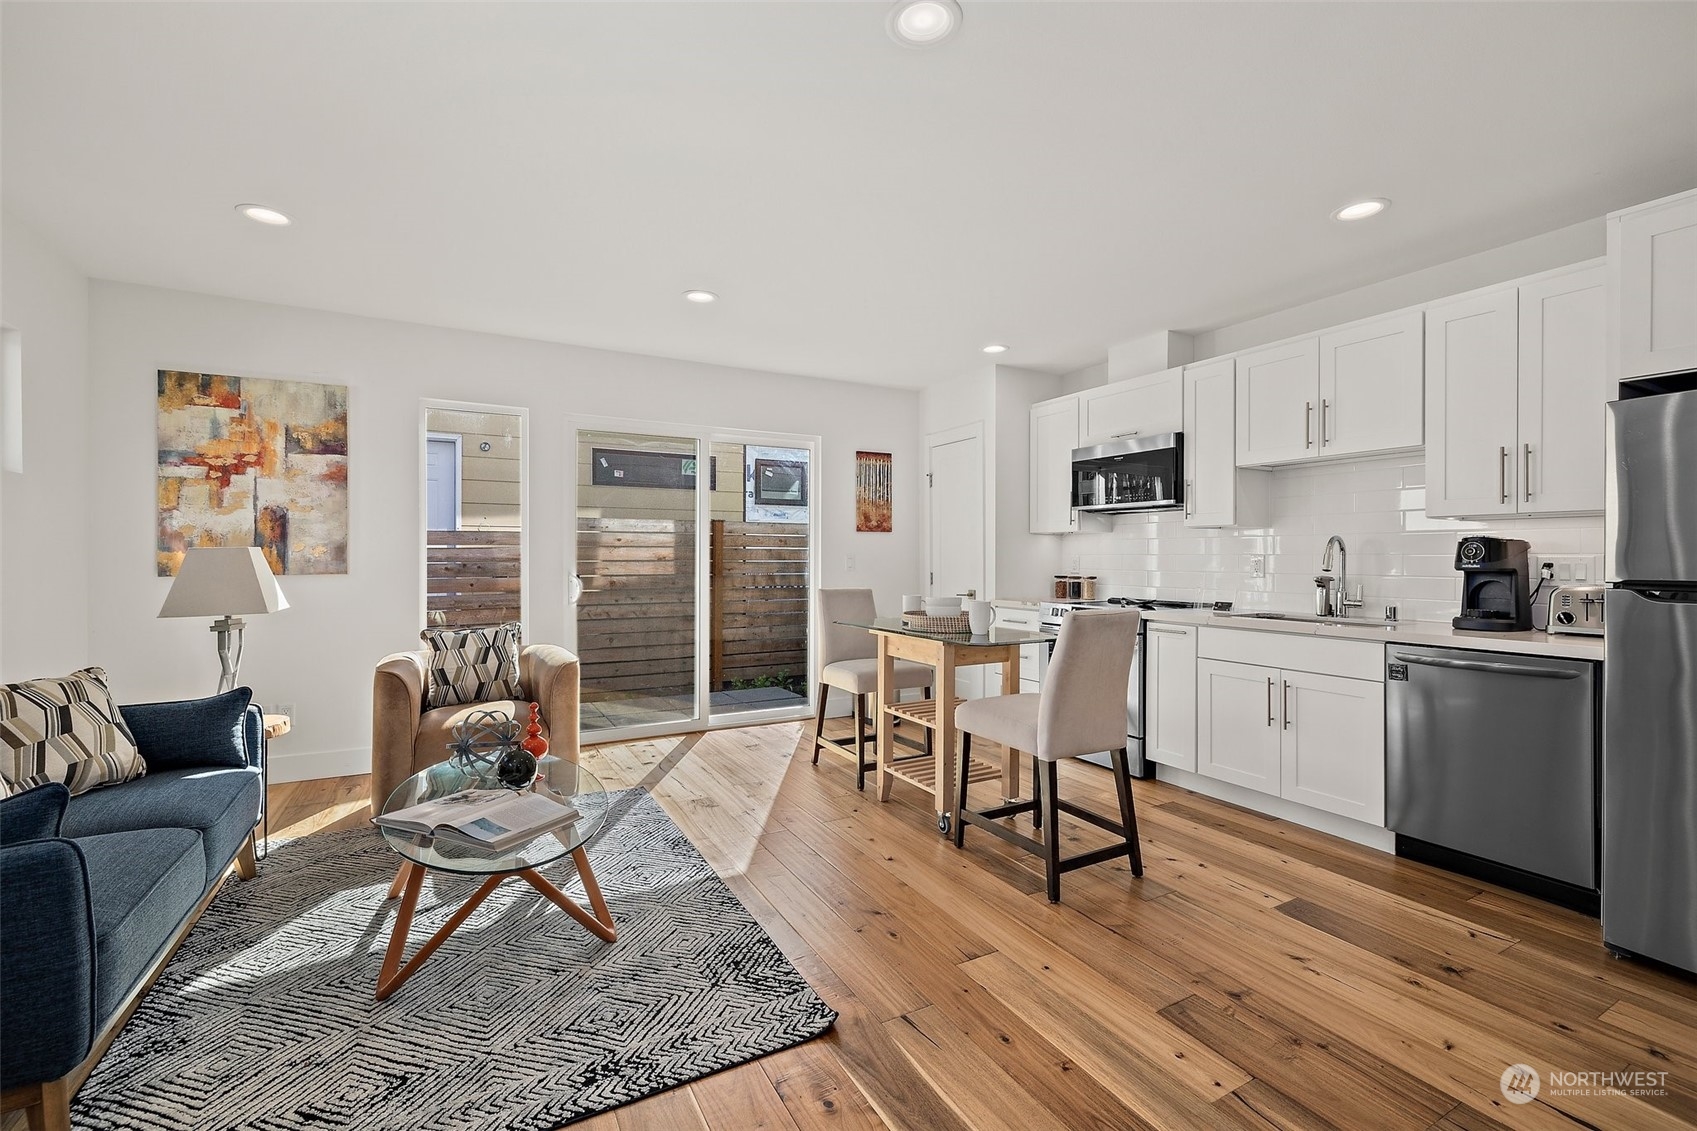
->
left=1138, top=607, right=1606, bottom=662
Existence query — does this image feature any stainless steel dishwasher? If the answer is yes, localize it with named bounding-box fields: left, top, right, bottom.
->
left=1385, top=645, right=1599, bottom=912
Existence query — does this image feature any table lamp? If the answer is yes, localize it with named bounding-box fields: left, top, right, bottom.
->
left=159, top=547, right=290, bottom=693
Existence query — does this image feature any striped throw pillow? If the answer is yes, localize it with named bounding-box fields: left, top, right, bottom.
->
left=419, top=622, right=524, bottom=710
left=1, top=668, right=145, bottom=795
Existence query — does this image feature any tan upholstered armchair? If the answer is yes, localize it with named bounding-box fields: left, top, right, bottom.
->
left=370, top=644, right=580, bottom=815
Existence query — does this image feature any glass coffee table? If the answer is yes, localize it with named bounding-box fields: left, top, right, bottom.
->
left=374, top=756, right=614, bottom=1001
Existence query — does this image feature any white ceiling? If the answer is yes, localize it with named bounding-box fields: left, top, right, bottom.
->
left=4, top=2, right=1695, bottom=388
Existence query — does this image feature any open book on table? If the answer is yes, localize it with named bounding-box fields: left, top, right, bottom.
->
left=373, top=788, right=582, bottom=853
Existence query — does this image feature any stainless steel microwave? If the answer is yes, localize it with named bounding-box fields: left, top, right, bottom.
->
left=1070, top=433, right=1185, bottom=514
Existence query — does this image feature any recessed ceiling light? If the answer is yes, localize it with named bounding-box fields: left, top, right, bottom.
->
left=982, top=344, right=1009, bottom=354
left=683, top=290, right=718, bottom=304
left=1331, top=198, right=1390, bottom=222
left=888, top=0, right=962, bottom=47
left=235, top=204, right=292, bottom=226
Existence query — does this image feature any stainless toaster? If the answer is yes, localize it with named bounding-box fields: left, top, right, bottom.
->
left=1548, top=584, right=1605, bottom=636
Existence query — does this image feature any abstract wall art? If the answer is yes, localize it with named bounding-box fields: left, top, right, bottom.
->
left=157, top=370, right=349, bottom=575
left=854, top=450, right=892, bottom=533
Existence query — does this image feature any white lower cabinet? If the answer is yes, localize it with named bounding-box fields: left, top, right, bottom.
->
left=1196, top=659, right=1282, bottom=793
left=1276, top=669, right=1386, bottom=825
left=1196, top=648, right=1385, bottom=826
left=1144, top=623, right=1198, bottom=771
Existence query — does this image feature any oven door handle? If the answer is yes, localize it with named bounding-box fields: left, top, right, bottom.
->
left=1389, top=653, right=1581, bottom=679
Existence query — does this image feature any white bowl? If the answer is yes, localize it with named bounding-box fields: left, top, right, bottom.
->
left=923, top=597, right=962, bottom=617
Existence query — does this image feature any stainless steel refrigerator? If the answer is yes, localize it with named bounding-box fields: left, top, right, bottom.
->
left=1603, top=375, right=1697, bottom=974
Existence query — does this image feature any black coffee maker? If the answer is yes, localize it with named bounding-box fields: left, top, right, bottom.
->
left=1453, top=536, right=1532, bottom=631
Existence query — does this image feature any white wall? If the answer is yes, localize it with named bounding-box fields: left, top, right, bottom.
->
left=919, top=364, right=1061, bottom=602
left=1192, top=219, right=1603, bottom=360
left=0, top=212, right=91, bottom=680
left=85, top=281, right=924, bottom=780
left=1063, top=453, right=1602, bottom=624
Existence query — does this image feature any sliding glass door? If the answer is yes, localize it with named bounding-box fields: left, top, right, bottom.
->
left=571, top=421, right=816, bottom=741
left=574, top=429, right=702, bottom=733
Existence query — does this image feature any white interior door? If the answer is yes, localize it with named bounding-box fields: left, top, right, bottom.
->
left=927, top=427, right=986, bottom=699
left=425, top=434, right=461, bottom=531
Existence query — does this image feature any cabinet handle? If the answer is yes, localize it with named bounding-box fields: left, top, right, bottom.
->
left=1148, top=625, right=1191, bottom=636
left=1320, top=399, right=1330, bottom=446
left=1184, top=480, right=1192, bottom=518
left=1499, top=446, right=1508, bottom=504
left=1524, top=443, right=1533, bottom=501
left=1112, top=430, right=1140, bottom=438
left=1266, top=677, right=1275, bottom=727
left=1282, top=680, right=1291, bottom=729
left=1304, top=402, right=1313, bottom=448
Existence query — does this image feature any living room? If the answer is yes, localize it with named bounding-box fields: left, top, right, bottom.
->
left=5, top=3, right=1697, bottom=1130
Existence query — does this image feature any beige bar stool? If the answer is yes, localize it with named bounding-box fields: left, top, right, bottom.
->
left=952, top=607, right=1143, bottom=902
left=813, top=588, right=933, bottom=790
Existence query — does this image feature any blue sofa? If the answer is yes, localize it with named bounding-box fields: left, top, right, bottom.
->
left=0, top=689, right=265, bottom=1131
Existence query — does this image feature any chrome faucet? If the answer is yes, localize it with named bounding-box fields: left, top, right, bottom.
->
left=1318, top=535, right=1363, bottom=617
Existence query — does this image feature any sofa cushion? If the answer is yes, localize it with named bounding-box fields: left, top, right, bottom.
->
left=0, top=668, right=144, bottom=795
left=121, top=687, right=254, bottom=771
left=419, top=622, right=524, bottom=709
left=75, top=827, right=206, bottom=1020
left=61, top=767, right=260, bottom=886
left=0, top=783, right=70, bottom=846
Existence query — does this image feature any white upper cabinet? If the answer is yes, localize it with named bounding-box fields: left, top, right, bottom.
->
left=1183, top=356, right=1239, bottom=527
left=1078, top=366, right=1183, bottom=447
left=1235, top=338, right=1318, bottom=466
left=1426, top=264, right=1609, bottom=520
left=1028, top=395, right=1079, bottom=534
left=1424, top=287, right=1520, bottom=518
left=1317, top=310, right=1424, bottom=457
left=1519, top=263, right=1608, bottom=515
left=1610, top=189, right=1697, bottom=381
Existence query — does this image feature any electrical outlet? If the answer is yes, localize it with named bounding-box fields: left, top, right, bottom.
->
left=1069, top=554, right=1081, bottom=572
left=1535, top=556, right=1598, bottom=587
left=846, top=554, right=855, bottom=572
left=1248, top=556, right=1266, bottom=578
left=272, top=701, right=295, bottom=723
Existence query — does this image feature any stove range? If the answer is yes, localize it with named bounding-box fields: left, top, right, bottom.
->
left=1034, top=595, right=1230, bottom=778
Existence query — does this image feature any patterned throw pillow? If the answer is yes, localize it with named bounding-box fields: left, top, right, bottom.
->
left=0, top=668, right=146, bottom=795
left=419, top=622, right=524, bottom=710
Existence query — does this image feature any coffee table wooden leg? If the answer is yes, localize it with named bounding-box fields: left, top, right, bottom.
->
left=375, top=870, right=503, bottom=1001
left=385, top=859, right=415, bottom=901
left=519, top=857, right=617, bottom=943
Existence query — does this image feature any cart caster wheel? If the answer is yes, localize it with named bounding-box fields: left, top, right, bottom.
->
left=937, top=813, right=951, bottom=835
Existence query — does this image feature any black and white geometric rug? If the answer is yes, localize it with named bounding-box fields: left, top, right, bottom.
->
left=73, top=790, right=837, bottom=1130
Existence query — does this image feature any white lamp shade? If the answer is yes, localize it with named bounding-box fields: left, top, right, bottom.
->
left=159, top=547, right=290, bottom=618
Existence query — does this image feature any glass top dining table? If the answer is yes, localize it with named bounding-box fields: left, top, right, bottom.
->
left=834, top=616, right=1055, bottom=646
left=833, top=616, right=1054, bottom=835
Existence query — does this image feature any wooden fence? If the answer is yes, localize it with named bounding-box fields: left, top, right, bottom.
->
left=709, top=520, right=809, bottom=689
left=427, top=530, right=522, bottom=628
left=574, top=517, right=809, bottom=701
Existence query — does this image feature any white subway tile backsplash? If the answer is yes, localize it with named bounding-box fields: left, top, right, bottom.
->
left=1060, top=453, right=1604, bottom=622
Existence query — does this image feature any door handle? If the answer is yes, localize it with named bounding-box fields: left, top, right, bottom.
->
left=1266, top=677, right=1275, bottom=727
left=1524, top=443, right=1533, bottom=501
left=1304, top=402, right=1313, bottom=448
left=1499, top=446, right=1508, bottom=504
left=1320, top=399, right=1330, bottom=446
left=1282, top=680, right=1291, bottom=729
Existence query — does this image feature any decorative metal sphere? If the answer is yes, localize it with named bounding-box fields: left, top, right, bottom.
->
left=448, top=709, right=522, bottom=772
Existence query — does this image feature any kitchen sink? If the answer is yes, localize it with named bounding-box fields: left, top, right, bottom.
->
left=1214, top=611, right=1399, bottom=630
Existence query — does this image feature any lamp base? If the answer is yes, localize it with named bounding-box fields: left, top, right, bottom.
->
left=210, top=616, right=247, bottom=695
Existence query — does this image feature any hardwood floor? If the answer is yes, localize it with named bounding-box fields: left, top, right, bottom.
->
left=257, top=720, right=1696, bottom=1129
